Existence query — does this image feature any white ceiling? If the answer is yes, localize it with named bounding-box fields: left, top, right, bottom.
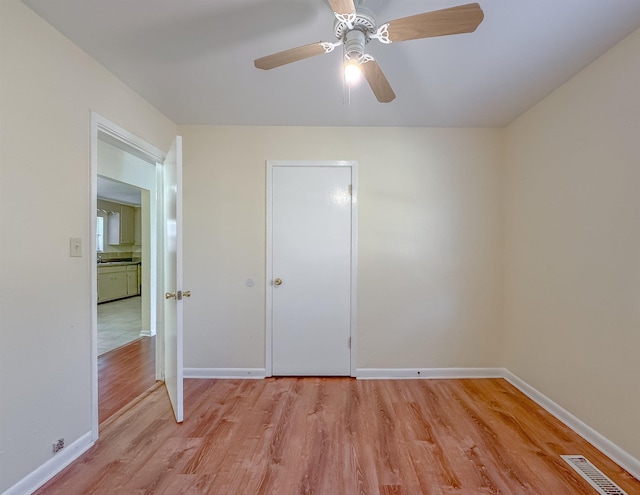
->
left=97, top=176, right=142, bottom=206
left=23, top=0, right=640, bottom=127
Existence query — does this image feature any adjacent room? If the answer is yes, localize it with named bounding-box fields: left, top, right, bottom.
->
left=1, top=0, right=640, bottom=494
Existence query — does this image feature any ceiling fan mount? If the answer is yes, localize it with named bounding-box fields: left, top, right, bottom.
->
left=335, top=1, right=376, bottom=63
left=254, top=0, right=484, bottom=103
left=333, top=2, right=376, bottom=43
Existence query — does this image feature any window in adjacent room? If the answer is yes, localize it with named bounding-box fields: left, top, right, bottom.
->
left=96, top=216, right=104, bottom=252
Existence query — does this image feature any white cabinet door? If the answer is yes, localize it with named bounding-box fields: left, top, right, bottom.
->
left=97, top=266, right=127, bottom=302
left=106, top=211, right=121, bottom=246
left=120, top=205, right=135, bottom=244
left=127, top=266, right=139, bottom=295
left=134, top=207, right=142, bottom=246
left=107, top=205, right=135, bottom=245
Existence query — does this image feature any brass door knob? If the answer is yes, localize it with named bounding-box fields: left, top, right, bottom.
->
left=274, top=278, right=283, bottom=286
left=183, top=290, right=191, bottom=298
left=165, top=292, right=176, bottom=299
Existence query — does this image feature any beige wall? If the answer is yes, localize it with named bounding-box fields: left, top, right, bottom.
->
left=180, top=126, right=505, bottom=371
left=0, top=0, right=176, bottom=491
left=505, top=28, right=640, bottom=460
left=3, top=0, right=639, bottom=489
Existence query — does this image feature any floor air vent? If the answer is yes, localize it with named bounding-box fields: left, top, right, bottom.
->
left=561, top=455, right=628, bottom=495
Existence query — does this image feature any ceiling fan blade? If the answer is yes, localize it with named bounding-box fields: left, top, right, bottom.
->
left=361, top=59, right=396, bottom=103
left=383, top=3, right=484, bottom=43
left=328, top=0, right=355, bottom=17
left=254, top=42, right=330, bottom=70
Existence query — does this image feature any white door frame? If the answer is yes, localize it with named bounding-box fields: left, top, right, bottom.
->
left=265, top=160, right=358, bottom=377
left=89, top=112, right=166, bottom=440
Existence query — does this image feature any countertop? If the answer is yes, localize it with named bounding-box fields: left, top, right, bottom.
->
left=97, top=260, right=141, bottom=267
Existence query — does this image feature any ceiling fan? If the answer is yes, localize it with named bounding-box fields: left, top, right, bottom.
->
left=254, top=0, right=484, bottom=103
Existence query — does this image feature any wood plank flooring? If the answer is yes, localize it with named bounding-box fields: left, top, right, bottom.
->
left=98, top=336, right=157, bottom=424
left=38, top=378, right=640, bottom=494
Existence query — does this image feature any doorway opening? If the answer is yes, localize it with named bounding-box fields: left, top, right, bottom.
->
left=95, top=138, right=158, bottom=425
left=90, top=113, right=174, bottom=440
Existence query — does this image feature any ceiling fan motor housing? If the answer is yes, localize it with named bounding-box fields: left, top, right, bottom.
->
left=333, top=5, right=376, bottom=52
left=344, top=29, right=367, bottom=61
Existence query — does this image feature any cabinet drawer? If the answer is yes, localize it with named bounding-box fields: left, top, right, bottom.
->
left=98, top=265, right=126, bottom=274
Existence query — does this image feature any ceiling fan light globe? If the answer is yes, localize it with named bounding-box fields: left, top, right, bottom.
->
left=344, top=60, right=362, bottom=82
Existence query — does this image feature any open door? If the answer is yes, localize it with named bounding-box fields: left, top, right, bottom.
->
left=162, top=136, right=184, bottom=422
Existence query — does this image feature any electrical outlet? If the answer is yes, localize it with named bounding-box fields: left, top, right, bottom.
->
left=52, top=438, right=64, bottom=453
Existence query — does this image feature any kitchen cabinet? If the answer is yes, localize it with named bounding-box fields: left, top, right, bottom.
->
left=107, top=205, right=135, bottom=245
left=134, top=207, right=142, bottom=246
left=98, top=263, right=140, bottom=302
left=126, top=265, right=139, bottom=296
left=98, top=265, right=128, bottom=302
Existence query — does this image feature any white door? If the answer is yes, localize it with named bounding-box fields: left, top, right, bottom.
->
left=270, top=163, right=355, bottom=376
left=162, top=137, right=184, bottom=422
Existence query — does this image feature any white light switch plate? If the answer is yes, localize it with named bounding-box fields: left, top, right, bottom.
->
left=70, top=237, right=82, bottom=257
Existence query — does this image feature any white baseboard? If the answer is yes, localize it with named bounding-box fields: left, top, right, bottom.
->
left=502, top=369, right=640, bottom=481
left=356, top=367, right=505, bottom=379
left=184, top=368, right=266, bottom=379
left=3, top=431, right=93, bottom=495
left=139, top=328, right=151, bottom=337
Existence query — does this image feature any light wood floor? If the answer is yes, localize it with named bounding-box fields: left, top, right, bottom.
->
left=98, top=335, right=157, bottom=424
left=37, top=378, right=639, bottom=494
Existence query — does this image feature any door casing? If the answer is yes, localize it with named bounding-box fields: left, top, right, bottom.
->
left=90, top=113, right=169, bottom=439
left=265, top=160, right=358, bottom=377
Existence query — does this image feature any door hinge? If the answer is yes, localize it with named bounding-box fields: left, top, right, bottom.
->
left=348, top=185, right=352, bottom=196
left=348, top=337, right=351, bottom=349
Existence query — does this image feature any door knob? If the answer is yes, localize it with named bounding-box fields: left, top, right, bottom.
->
left=165, top=292, right=176, bottom=299
left=274, top=278, right=283, bottom=286
left=183, top=290, right=191, bottom=298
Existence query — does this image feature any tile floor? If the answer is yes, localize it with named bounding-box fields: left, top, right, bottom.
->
left=98, top=296, right=142, bottom=355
